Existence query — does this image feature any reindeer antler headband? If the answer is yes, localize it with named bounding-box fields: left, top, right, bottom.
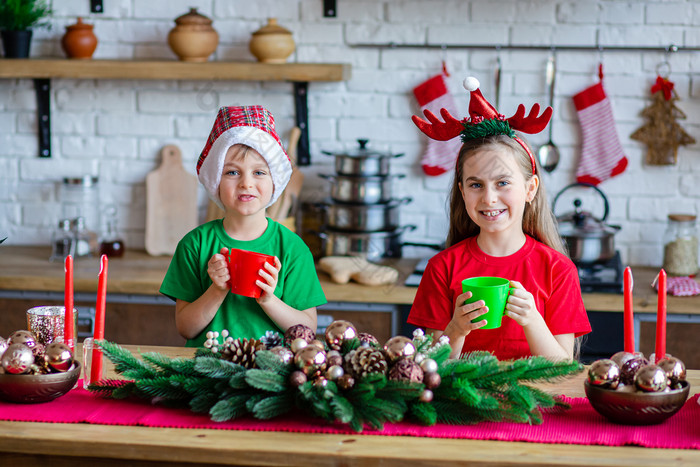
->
left=412, top=77, right=552, bottom=175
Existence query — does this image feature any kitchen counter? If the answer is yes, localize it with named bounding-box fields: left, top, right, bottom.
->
left=1, top=246, right=698, bottom=313
left=0, top=344, right=698, bottom=467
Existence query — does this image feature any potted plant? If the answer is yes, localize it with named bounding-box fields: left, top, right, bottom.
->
left=0, top=0, right=52, bottom=58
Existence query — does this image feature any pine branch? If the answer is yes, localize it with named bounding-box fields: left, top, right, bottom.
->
left=189, top=392, right=219, bottom=413
left=252, top=394, right=294, bottom=419
left=194, top=357, right=245, bottom=379
left=245, top=369, right=287, bottom=392
left=329, top=394, right=355, bottom=424
left=409, top=401, right=437, bottom=426
left=209, top=394, right=250, bottom=422
left=254, top=350, right=293, bottom=377
left=97, top=340, right=158, bottom=378
left=134, top=375, right=190, bottom=400
left=518, top=358, right=584, bottom=382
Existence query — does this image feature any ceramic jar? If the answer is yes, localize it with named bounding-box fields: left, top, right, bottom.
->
left=61, top=17, right=98, bottom=59
left=167, top=8, right=219, bottom=62
left=249, top=18, right=295, bottom=63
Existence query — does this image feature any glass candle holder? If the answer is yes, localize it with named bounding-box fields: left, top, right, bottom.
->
left=26, top=306, right=78, bottom=347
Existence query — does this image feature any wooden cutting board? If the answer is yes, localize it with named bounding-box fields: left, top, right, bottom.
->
left=145, top=145, right=198, bottom=256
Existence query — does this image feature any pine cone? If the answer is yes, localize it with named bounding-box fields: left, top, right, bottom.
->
left=388, top=358, right=424, bottom=383
left=284, top=324, right=315, bottom=347
left=344, top=347, right=387, bottom=379
left=222, top=338, right=264, bottom=368
left=260, top=331, right=282, bottom=349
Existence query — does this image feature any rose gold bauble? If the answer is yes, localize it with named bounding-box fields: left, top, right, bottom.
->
left=8, top=330, right=37, bottom=350
left=293, top=346, right=327, bottom=376
left=324, top=320, right=357, bottom=351
left=167, top=8, right=219, bottom=62
left=61, top=17, right=98, bottom=59
left=249, top=18, right=295, bottom=63
left=45, top=342, right=74, bottom=373
left=383, top=336, right=416, bottom=362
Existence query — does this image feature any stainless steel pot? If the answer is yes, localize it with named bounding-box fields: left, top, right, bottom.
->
left=322, top=139, right=404, bottom=176
left=319, top=173, right=405, bottom=204
left=553, top=183, right=621, bottom=263
left=318, top=225, right=416, bottom=261
left=322, top=197, right=412, bottom=232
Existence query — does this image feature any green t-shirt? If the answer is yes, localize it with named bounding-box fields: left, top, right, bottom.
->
left=160, top=218, right=327, bottom=347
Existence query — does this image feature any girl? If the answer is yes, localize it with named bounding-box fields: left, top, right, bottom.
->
left=161, top=106, right=326, bottom=347
left=408, top=78, right=591, bottom=361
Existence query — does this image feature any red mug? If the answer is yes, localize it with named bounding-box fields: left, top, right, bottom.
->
left=227, top=248, right=275, bottom=298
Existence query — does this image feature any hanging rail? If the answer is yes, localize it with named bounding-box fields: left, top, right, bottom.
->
left=348, top=43, right=693, bottom=53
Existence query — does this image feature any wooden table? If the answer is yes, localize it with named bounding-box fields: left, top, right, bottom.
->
left=0, top=345, right=699, bottom=467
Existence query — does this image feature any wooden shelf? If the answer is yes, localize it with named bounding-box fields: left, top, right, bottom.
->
left=0, top=58, right=351, bottom=82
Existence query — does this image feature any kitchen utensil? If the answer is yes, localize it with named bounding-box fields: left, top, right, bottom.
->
left=322, top=197, right=412, bottom=232
left=0, top=361, right=81, bottom=403
left=227, top=248, right=275, bottom=298
left=494, top=56, right=501, bottom=110
left=584, top=379, right=689, bottom=425
left=145, top=145, right=198, bottom=256
left=318, top=173, right=405, bottom=204
left=322, top=139, right=404, bottom=176
left=461, top=276, right=515, bottom=330
left=318, top=225, right=416, bottom=261
left=553, top=182, right=620, bottom=263
left=536, top=54, right=560, bottom=172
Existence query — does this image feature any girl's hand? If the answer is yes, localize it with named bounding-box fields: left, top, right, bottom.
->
left=445, top=291, right=489, bottom=337
left=256, top=256, right=281, bottom=305
left=208, top=247, right=230, bottom=291
left=505, top=280, right=543, bottom=327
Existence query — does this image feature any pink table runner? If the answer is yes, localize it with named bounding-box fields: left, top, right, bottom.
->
left=1, top=383, right=698, bottom=450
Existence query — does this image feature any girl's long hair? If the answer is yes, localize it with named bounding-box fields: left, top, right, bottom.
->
left=445, top=135, right=566, bottom=255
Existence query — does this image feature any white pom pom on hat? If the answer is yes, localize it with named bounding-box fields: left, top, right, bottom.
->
left=463, top=77, right=480, bottom=92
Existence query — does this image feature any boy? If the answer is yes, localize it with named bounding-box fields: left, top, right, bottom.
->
left=160, top=106, right=326, bottom=347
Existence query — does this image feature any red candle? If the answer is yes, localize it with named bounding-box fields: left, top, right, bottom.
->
left=623, top=266, right=634, bottom=353
left=64, top=255, right=74, bottom=353
left=655, top=269, right=667, bottom=364
left=91, top=254, right=108, bottom=383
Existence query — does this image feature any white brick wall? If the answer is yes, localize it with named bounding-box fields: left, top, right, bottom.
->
left=2, top=0, right=700, bottom=268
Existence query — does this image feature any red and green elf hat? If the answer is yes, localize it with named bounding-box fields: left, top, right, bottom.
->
left=412, top=77, right=553, bottom=174
left=197, top=105, right=292, bottom=209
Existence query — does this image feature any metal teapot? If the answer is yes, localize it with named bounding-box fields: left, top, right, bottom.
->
left=552, top=183, right=621, bottom=263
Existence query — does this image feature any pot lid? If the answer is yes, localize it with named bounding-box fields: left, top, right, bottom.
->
left=557, top=199, right=620, bottom=238
left=322, top=139, right=403, bottom=158
left=252, top=18, right=292, bottom=35
left=174, top=8, right=213, bottom=26
left=65, top=17, right=93, bottom=30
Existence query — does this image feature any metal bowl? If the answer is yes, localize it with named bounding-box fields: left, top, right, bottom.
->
left=584, top=379, right=689, bottom=425
left=0, top=361, right=80, bottom=403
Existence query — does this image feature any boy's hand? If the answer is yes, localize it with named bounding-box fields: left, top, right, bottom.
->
left=445, top=291, right=488, bottom=337
left=256, top=256, right=281, bottom=305
left=208, top=247, right=230, bottom=291
left=505, top=280, right=542, bottom=327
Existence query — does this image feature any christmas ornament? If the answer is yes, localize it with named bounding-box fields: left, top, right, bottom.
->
left=1, top=343, right=34, bottom=374
left=423, top=371, right=441, bottom=389
left=634, top=364, right=669, bottom=392
left=326, top=350, right=342, bottom=368
left=268, top=346, right=294, bottom=364
left=419, top=389, right=434, bottom=403
left=45, top=342, right=73, bottom=372
left=620, top=355, right=649, bottom=385
left=290, top=337, right=308, bottom=354
left=314, top=376, right=328, bottom=388
left=222, top=338, right=264, bottom=368
left=324, top=320, right=357, bottom=351
left=260, top=330, right=282, bottom=349
left=412, top=73, right=463, bottom=176
left=383, top=336, right=416, bottom=362
left=31, top=342, right=45, bottom=358
left=610, top=350, right=636, bottom=368
left=345, top=346, right=388, bottom=378
left=0, top=337, right=7, bottom=356
left=630, top=75, right=695, bottom=165
left=294, top=345, right=327, bottom=376
left=587, top=359, right=621, bottom=389
left=289, top=370, right=307, bottom=387
left=358, top=332, right=379, bottom=348
left=657, top=356, right=686, bottom=386
left=572, top=64, right=628, bottom=185
left=387, top=358, right=424, bottom=383
left=419, top=358, right=438, bottom=374
left=337, top=374, right=355, bottom=390
left=8, top=330, right=38, bottom=350
left=284, top=324, right=315, bottom=347
left=308, top=339, right=326, bottom=352
left=412, top=76, right=552, bottom=176
left=325, top=365, right=344, bottom=381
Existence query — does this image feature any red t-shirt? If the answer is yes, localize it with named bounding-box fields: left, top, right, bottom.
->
left=407, top=236, right=591, bottom=360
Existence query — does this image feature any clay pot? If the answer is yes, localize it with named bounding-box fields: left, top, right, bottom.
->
left=249, top=18, right=295, bottom=63
left=61, top=17, right=98, bottom=59
left=167, top=8, right=219, bottom=62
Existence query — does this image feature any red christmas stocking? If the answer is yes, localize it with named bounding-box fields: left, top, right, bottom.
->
left=413, top=74, right=463, bottom=176
left=573, top=65, right=628, bottom=185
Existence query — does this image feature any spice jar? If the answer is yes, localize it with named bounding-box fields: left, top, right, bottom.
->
left=662, top=214, right=698, bottom=276
left=50, top=219, right=74, bottom=262
left=59, top=176, right=99, bottom=236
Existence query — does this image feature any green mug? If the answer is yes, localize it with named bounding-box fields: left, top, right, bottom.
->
left=461, top=276, right=514, bottom=329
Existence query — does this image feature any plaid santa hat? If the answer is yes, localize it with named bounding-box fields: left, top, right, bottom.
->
left=197, top=105, right=292, bottom=209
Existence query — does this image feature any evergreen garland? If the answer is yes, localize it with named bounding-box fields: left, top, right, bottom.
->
left=89, top=331, right=582, bottom=432
left=461, top=119, right=515, bottom=142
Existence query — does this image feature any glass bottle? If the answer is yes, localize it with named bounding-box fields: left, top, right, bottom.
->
left=72, top=216, right=96, bottom=257
left=662, top=214, right=698, bottom=276
left=99, top=205, right=125, bottom=257
left=60, top=176, right=99, bottom=236
left=50, top=219, right=74, bottom=262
